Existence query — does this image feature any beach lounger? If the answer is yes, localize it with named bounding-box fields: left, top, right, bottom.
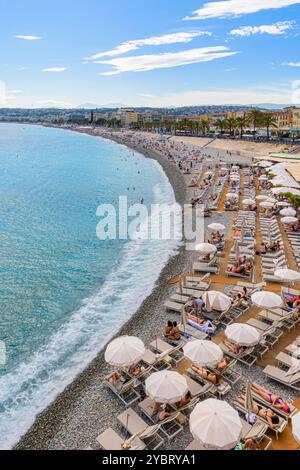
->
left=234, top=396, right=287, bottom=439
left=164, top=301, right=185, bottom=313
left=236, top=281, right=266, bottom=292
left=249, top=387, right=297, bottom=420
left=135, top=398, right=186, bottom=440
left=175, top=287, right=206, bottom=298
left=193, top=263, right=219, bottom=274
left=96, top=428, right=146, bottom=451
left=219, top=342, right=257, bottom=367
left=117, top=408, right=165, bottom=450
left=186, top=367, right=231, bottom=397
left=150, top=338, right=184, bottom=366
left=276, top=352, right=299, bottom=369
left=179, top=324, right=208, bottom=341
left=263, top=365, right=300, bottom=391
left=240, top=419, right=272, bottom=450
left=104, top=377, right=141, bottom=407
left=170, top=294, right=190, bottom=304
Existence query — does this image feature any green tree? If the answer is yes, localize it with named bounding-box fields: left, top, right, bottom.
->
left=262, top=114, right=278, bottom=140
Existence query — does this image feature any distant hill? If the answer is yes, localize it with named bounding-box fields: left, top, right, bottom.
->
left=77, top=103, right=126, bottom=109
left=253, top=103, right=289, bottom=110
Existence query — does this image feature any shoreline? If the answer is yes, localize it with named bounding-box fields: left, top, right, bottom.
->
left=15, top=125, right=191, bottom=450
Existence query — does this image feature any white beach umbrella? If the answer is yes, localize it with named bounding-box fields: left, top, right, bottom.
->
left=190, top=399, right=242, bottom=450
left=256, top=195, right=268, bottom=201
left=195, top=243, right=217, bottom=256
left=272, top=187, right=300, bottom=196
left=202, top=291, right=231, bottom=312
left=208, top=223, right=226, bottom=232
left=281, top=216, right=298, bottom=224
left=276, top=201, right=290, bottom=207
left=145, top=371, right=188, bottom=404
left=242, top=198, right=255, bottom=206
left=260, top=201, right=275, bottom=208
left=292, top=413, right=300, bottom=445
left=225, top=323, right=261, bottom=347
left=259, top=175, right=268, bottom=180
left=105, top=336, right=145, bottom=367
left=274, top=268, right=300, bottom=283
left=232, top=165, right=239, bottom=170
left=280, top=208, right=297, bottom=217
left=259, top=161, right=273, bottom=168
left=265, top=197, right=277, bottom=204
left=251, top=291, right=283, bottom=310
left=230, top=174, right=240, bottom=180
left=226, top=193, right=238, bottom=199
left=183, top=340, right=223, bottom=368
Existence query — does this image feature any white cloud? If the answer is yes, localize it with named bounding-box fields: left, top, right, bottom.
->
left=15, top=35, right=41, bottom=40
left=42, top=67, right=67, bottom=73
left=287, top=61, right=300, bottom=66
left=146, top=84, right=292, bottom=107
left=96, top=46, right=238, bottom=75
left=8, top=89, right=23, bottom=94
left=230, top=21, right=295, bottom=36
left=184, top=0, right=300, bottom=20
left=85, top=31, right=212, bottom=60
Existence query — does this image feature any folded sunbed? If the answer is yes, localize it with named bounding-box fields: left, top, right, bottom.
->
left=97, top=427, right=146, bottom=451
left=117, top=408, right=165, bottom=450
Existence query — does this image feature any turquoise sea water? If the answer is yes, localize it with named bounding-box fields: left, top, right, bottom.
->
left=0, top=124, right=181, bottom=448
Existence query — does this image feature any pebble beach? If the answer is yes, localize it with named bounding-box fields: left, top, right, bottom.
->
left=16, top=127, right=300, bottom=450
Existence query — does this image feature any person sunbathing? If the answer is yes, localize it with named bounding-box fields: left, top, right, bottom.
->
left=175, top=391, right=192, bottom=409
left=235, top=438, right=260, bottom=451
left=164, top=321, right=173, bottom=339
left=107, top=371, right=121, bottom=384
left=230, top=264, right=246, bottom=275
left=223, top=340, right=245, bottom=356
left=250, top=383, right=291, bottom=414
left=191, top=365, right=221, bottom=386
left=129, top=364, right=142, bottom=377
left=260, top=243, right=267, bottom=255
left=232, top=293, right=243, bottom=307
left=216, top=357, right=230, bottom=371
left=168, top=322, right=181, bottom=341
left=158, top=405, right=172, bottom=422
left=238, top=256, right=247, bottom=266
left=243, top=438, right=260, bottom=451
left=236, top=396, right=280, bottom=430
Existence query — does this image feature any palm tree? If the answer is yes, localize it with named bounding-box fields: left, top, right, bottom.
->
left=248, top=109, right=263, bottom=137
left=215, top=119, right=227, bottom=134
left=225, top=117, right=237, bottom=136
left=235, top=116, right=249, bottom=139
left=262, top=115, right=278, bottom=140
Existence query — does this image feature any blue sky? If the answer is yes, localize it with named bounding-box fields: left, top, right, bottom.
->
left=0, top=0, right=300, bottom=107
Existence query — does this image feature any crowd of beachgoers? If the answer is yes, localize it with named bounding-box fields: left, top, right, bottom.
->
left=17, top=126, right=300, bottom=451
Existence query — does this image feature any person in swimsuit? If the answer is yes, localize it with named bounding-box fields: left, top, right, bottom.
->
left=250, top=383, right=291, bottom=414
left=236, top=396, right=280, bottom=430
left=191, top=365, right=221, bottom=386
left=224, top=340, right=245, bottom=356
